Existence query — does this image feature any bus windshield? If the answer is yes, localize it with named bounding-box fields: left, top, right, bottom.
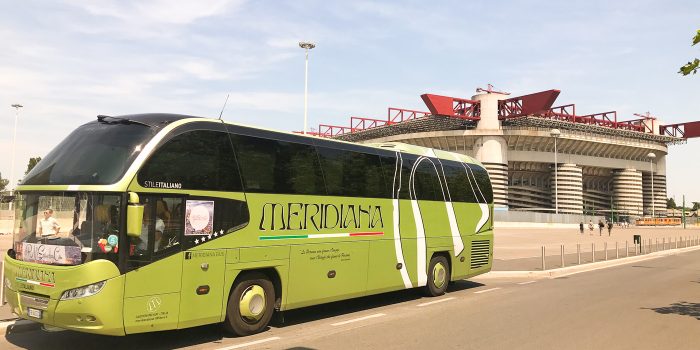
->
left=12, top=192, right=122, bottom=266
left=22, top=120, right=154, bottom=185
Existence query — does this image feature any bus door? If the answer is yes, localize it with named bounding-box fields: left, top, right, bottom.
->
left=366, top=153, right=413, bottom=293
left=178, top=239, right=226, bottom=329
left=123, top=196, right=184, bottom=334
left=178, top=197, right=247, bottom=329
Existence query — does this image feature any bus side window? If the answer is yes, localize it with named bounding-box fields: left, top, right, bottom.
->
left=413, top=159, right=444, bottom=201
left=442, top=162, right=477, bottom=203
left=137, top=130, right=243, bottom=192
left=316, top=145, right=389, bottom=198
left=154, top=197, right=183, bottom=254
left=128, top=196, right=183, bottom=269
left=181, top=197, right=249, bottom=250
left=230, top=134, right=325, bottom=195
left=468, top=164, right=494, bottom=203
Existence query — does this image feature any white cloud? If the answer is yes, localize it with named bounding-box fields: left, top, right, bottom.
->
left=66, top=0, right=244, bottom=25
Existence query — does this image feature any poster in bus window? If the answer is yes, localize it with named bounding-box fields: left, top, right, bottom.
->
left=17, top=242, right=82, bottom=265
left=185, top=200, right=214, bottom=236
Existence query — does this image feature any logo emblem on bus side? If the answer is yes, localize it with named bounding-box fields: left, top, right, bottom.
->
left=147, top=296, right=162, bottom=312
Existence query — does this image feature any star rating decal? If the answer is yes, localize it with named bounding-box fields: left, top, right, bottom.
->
left=192, top=229, right=227, bottom=246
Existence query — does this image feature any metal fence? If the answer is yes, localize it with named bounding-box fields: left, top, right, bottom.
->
left=495, top=209, right=699, bottom=226
left=538, top=235, right=700, bottom=271
left=494, top=210, right=605, bottom=224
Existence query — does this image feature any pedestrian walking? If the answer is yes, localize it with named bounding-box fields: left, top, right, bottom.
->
left=598, top=220, right=604, bottom=236
left=588, top=220, right=594, bottom=235
left=607, top=221, right=613, bottom=236
left=579, top=221, right=584, bottom=235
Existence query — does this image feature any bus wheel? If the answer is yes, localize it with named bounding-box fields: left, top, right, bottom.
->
left=424, top=255, right=450, bottom=297
left=224, top=272, right=275, bottom=336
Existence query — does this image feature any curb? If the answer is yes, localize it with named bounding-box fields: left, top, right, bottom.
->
left=478, top=245, right=700, bottom=279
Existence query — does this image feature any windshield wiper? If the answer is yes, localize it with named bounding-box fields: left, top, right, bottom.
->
left=97, top=115, right=152, bottom=127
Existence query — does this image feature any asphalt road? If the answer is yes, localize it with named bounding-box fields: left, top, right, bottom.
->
left=4, top=249, right=700, bottom=350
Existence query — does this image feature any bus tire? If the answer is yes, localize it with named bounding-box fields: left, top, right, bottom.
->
left=224, top=272, right=275, bottom=336
left=423, top=255, right=450, bottom=297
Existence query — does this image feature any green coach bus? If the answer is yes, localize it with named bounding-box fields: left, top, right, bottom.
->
left=3, top=114, right=493, bottom=336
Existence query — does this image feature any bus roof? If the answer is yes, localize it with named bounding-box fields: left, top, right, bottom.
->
left=106, top=113, right=482, bottom=166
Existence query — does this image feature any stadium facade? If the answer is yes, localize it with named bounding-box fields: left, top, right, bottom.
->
left=313, top=87, right=699, bottom=219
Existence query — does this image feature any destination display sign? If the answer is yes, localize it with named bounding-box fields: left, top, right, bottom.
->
left=19, top=242, right=82, bottom=265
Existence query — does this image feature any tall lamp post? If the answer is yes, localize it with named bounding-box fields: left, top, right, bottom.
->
left=550, top=129, right=561, bottom=215
left=647, top=152, right=656, bottom=219
left=299, top=41, right=316, bottom=134
left=9, top=104, right=22, bottom=212
left=10, top=104, right=23, bottom=193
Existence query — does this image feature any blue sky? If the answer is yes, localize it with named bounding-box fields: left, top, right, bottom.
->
left=1, top=0, right=698, bottom=202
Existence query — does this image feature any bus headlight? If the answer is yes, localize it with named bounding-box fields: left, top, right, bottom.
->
left=60, top=281, right=106, bottom=301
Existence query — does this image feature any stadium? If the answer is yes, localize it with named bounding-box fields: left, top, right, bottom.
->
left=310, top=86, right=700, bottom=223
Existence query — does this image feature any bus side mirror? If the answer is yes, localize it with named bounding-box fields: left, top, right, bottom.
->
left=126, top=192, right=144, bottom=238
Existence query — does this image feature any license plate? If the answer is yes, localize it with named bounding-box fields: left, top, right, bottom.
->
left=27, top=307, right=42, bottom=319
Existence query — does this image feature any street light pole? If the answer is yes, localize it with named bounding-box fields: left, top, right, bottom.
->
left=550, top=129, right=561, bottom=215
left=8, top=104, right=22, bottom=213
left=299, top=41, right=316, bottom=134
left=9, top=104, right=22, bottom=194
left=648, top=152, right=656, bottom=220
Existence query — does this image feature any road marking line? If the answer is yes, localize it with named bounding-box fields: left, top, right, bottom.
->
left=215, top=336, right=281, bottom=350
left=331, top=313, right=386, bottom=326
left=474, top=287, right=501, bottom=294
left=517, top=281, right=536, bottom=285
left=417, top=297, right=456, bottom=307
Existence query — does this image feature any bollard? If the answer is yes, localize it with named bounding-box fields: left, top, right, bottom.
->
left=605, top=242, right=608, bottom=261
left=675, top=237, right=678, bottom=249
left=663, top=238, right=665, bottom=250
left=592, top=243, right=595, bottom=263
left=642, top=238, right=651, bottom=254
left=561, top=245, right=565, bottom=268
left=626, top=241, right=629, bottom=257
left=542, top=246, right=546, bottom=271
left=616, top=242, right=619, bottom=259
left=577, top=244, right=581, bottom=265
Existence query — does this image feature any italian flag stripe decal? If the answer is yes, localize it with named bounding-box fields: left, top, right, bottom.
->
left=15, top=277, right=55, bottom=288
left=259, top=232, right=384, bottom=240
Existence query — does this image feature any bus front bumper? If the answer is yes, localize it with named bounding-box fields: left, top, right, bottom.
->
left=4, top=277, right=126, bottom=336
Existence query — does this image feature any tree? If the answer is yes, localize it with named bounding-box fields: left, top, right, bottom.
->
left=25, top=157, right=42, bottom=175
left=693, top=202, right=700, bottom=211
left=679, top=29, right=700, bottom=76
left=0, top=173, right=8, bottom=192
left=667, top=197, right=677, bottom=209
